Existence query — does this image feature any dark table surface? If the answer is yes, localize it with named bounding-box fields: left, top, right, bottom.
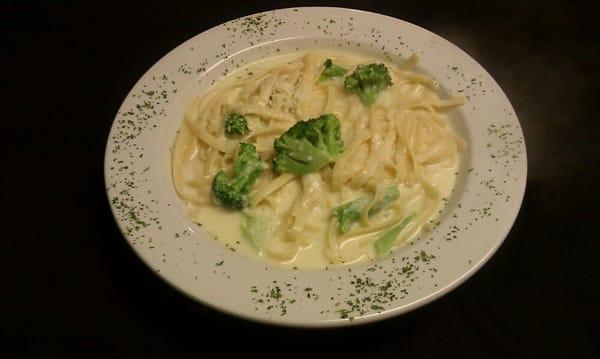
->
left=3, top=0, right=598, bottom=357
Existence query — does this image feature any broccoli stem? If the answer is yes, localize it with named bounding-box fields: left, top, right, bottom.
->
left=333, top=186, right=400, bottom=233
left=374, top=213, right=416, bottom=256
left=367, top=187, right=400, bottom=217
left=241, top=211, right=265, bottom=249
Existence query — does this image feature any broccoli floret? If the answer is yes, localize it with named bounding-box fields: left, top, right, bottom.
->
left=333, top=196, right=371, bottom=233
left=211, top=143, right=267, bottom=209
left=333, top=187, right=400, bottom=233
left=224, top=113, right=249, bottom=137
left=344, top=63, right=393, bottom=106
left=272, top=114, right=344, bottom=175
left=318, top=59, right=348, bottom=82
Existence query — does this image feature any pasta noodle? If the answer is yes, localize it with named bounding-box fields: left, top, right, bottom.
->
left=172, top=51, right=465, bottom=268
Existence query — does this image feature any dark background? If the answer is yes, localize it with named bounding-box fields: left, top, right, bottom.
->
left=2, top=0, right=598, bottom=357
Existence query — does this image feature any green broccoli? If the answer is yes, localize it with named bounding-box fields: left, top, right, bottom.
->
left=366, top=187, right=400, bottom=217
left=344, top=63, right=393, bottom=106
left=224, top=113, right=249, bottom=137
left=241, top=211, right=266, bottom=249
left=333, top=187, right=400, bottom=233
left=211, top=143, right=267, bottom=209
left=374, top=213, right=416, bottom=256
left=318, top=59, right=348, bottom=82
left=272, top=114, right=344, bottom=175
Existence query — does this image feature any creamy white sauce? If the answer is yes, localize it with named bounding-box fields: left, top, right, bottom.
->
left=175, top=50, right=462, bottom=269
left=188, top=165, right=456, bottom=269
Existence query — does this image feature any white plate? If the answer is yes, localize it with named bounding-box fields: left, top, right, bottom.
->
left=105, top=7, right=526, bottom=327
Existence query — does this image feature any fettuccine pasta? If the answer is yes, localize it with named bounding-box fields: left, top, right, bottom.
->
left=172, top=50, right=465, bottom=268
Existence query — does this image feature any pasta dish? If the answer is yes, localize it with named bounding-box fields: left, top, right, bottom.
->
left=172, top=50, right=465, bottom=268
